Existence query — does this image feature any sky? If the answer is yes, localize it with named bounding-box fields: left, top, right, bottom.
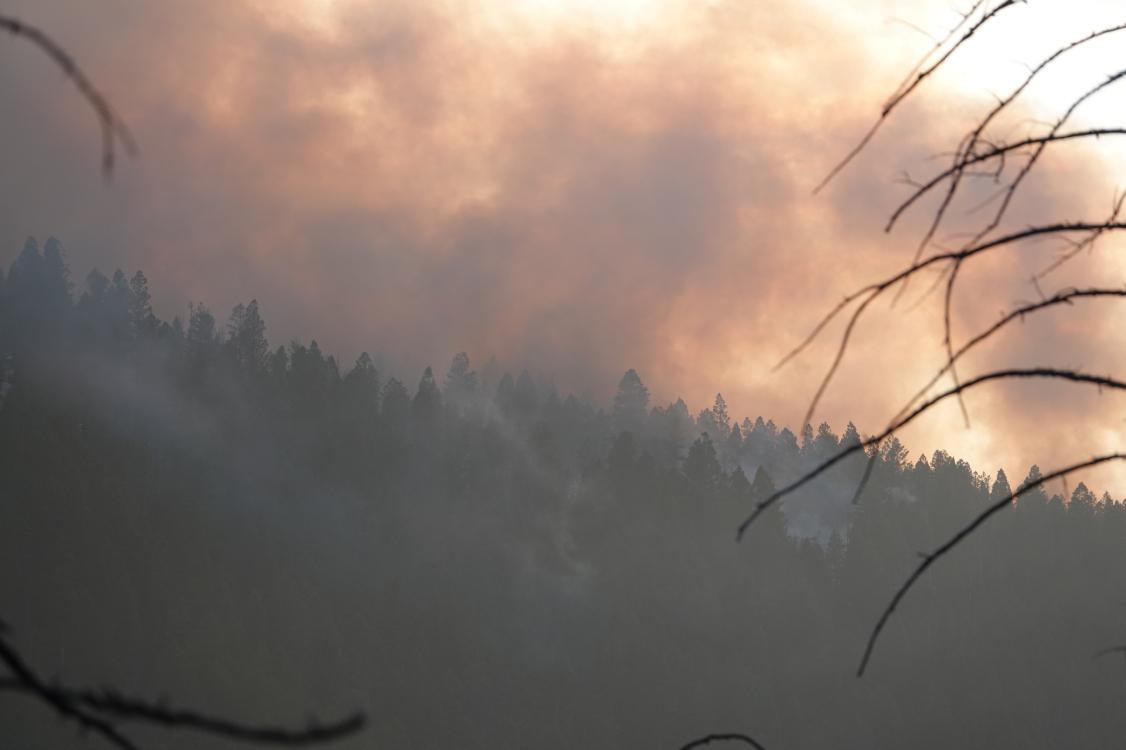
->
left=1, top=0, right=1125, bottom=491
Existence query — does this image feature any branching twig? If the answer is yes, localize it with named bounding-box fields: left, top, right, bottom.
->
left=0, top=627, right=365, bottom=748
left=827, top=285, right=1126, bottom=504
left=897, top=286, right=1126, bottom=426
left=857, top=454, right=1126, bottom=676
left=812, top=0, right=1021, bottom=194
left=885, top=22, right=1126, bottom=238
left=781, top=3, right=1126, bottom=693
left=777, top=222, right=1126, bottom=426
left=890, top=128, right=1126, bottom=231
left=0, top=631, right=139, bottom=750
left=738, top=368, right=1126, bottom=539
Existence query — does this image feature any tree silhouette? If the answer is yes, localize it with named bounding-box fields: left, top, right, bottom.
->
left=742, top=3, right=1126, bottom=676
left=0, top=14, right=365, bottom=749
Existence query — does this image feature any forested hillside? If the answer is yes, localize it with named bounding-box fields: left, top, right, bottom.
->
left=3, top=237, right=1126, bottom=749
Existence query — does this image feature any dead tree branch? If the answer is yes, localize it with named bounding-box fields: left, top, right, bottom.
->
left=0, top=626, right=365, bottom=749
left=812, top=0, right=1021, bottom=195
left=679, top=733, right=767, bottom=750
left=858, top=454, right=1126, bottom=676
left=0, top=14, right=137, bottom=176
left=777, top=221, right=1126, bottom=429
left=738, top=368, right=1126, bottom=539
left=767, top=6, right=1126, bottom=684
left=885, top=21, right=1126, bottom=245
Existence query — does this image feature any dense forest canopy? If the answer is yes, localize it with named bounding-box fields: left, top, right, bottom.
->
left=3, top=237, right=1126, bottom=748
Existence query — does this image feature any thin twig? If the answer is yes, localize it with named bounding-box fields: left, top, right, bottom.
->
left=857, top=454, right=1126, bottom=676
left=776, top=222, right=1126, bottom=426
left=0, top=628, right=365, bottom=748
left=0, top=633, right=139, bottom=750
left=895, top=286, right=1126, bottom=426
left=738, top=369, right=1126, bottom=539
left=812, top=0, right=1020, bottom=194
left=890, top=128, right=1126, bottom=228
left=885, top=22, right=1126, bottom=234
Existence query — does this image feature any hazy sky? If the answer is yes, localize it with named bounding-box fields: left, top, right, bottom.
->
left=2, top=0, right=1124, bottom=490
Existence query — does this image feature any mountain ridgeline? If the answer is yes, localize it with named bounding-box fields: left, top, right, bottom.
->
left=3, top=237, right=1126, bottom=749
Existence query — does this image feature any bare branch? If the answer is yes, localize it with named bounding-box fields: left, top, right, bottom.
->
left=857, top=454, right=1126, bottom=676
left=890, top=128, right=1126, bottom=226
left=0, top=14, right=137, bottom=177
left=1094, top=646, right=1126, bottom=660
left=0, top=627, right=365, bottom=748
left=0, top=632, right=139, bottom=750
left=738, top=369, right=1126, bottom=540
left=679, top=733, right=767, bottom=750
left=887, top=22, right=1126, bottom=305
left=964, top=68, right=1126, bottom=249
left=844, top=286, right=1126, bottom=538
left=940, top=260, right=970, bottom=426
left=777, top=221, right=1126, bottom=426
left=812, top=0, right=1021, bottom=194
left=894, top=286, right=1126, bottom=427
left=885, top=22, right=1126, bottom=234
left=1033, top=192, right=1126, bottom=281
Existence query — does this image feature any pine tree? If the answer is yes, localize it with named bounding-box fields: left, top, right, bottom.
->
left=612, top=369, right=649, bottom=434
left=381, top=377, right=411, bottom=433
left=607, top=430, right=638, bottom=488
left=343, top=352, right=381, bottom=414
left=40, top=237, right=73, bottom=313
left=412, top=366, right=442, bottom=428
left=684, top=432, right=722, bottom=490
left=990, top=468, right=1013, bottom=504
left=444, top=352, right=478, bottom=412
left=1017, top=465, right=1049, bottom=507
left=129, top=270, right=157, bottom=339
left=711, top=393, right=730, bottom=437
left=722, top=422, right=744, bottom=468
left=728, top=463, right=752, bottom=501
left=226, top=300, right=268, bottom=377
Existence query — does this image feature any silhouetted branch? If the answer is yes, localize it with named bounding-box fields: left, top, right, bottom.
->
left=896, top=286, right=1126, bottom=426
left=0, top=14, right=137, bottom=176
left=679, top=732, right=767, bottom=750
left=775, top=4, right=1126, bottom=697
left=885, top=21, right=1126, bottom=241
left=738, top=369, right=1126, bottom=540
left=1093, top=645, right=1126, bottom=660
left=858, top=454, right=1126, bottom=676
left=777, top=222, right=1126, bottom=427
left=889, top=128, right=1126, bottom=230
left=1034, top=192, right=1126, bottom=281
left=0, top=626, right=365, bottom=748
left=967, top=71, right=1126, bottom=245
left=0, top=631, right=139, bottom=750
left=825, top=284, right=1126, bottom=504
left=812, top=0, right=1020, bottom=194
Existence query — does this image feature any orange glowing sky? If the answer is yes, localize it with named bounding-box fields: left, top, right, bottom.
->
left=1, top=0, right=1124, bottom=492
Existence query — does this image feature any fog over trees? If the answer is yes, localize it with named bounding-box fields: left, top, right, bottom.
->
left=3, top=240, right=1126, bottom=748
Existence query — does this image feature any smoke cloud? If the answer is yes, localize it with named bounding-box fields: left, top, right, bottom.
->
left=1, top=0, right=1123, bottom=489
